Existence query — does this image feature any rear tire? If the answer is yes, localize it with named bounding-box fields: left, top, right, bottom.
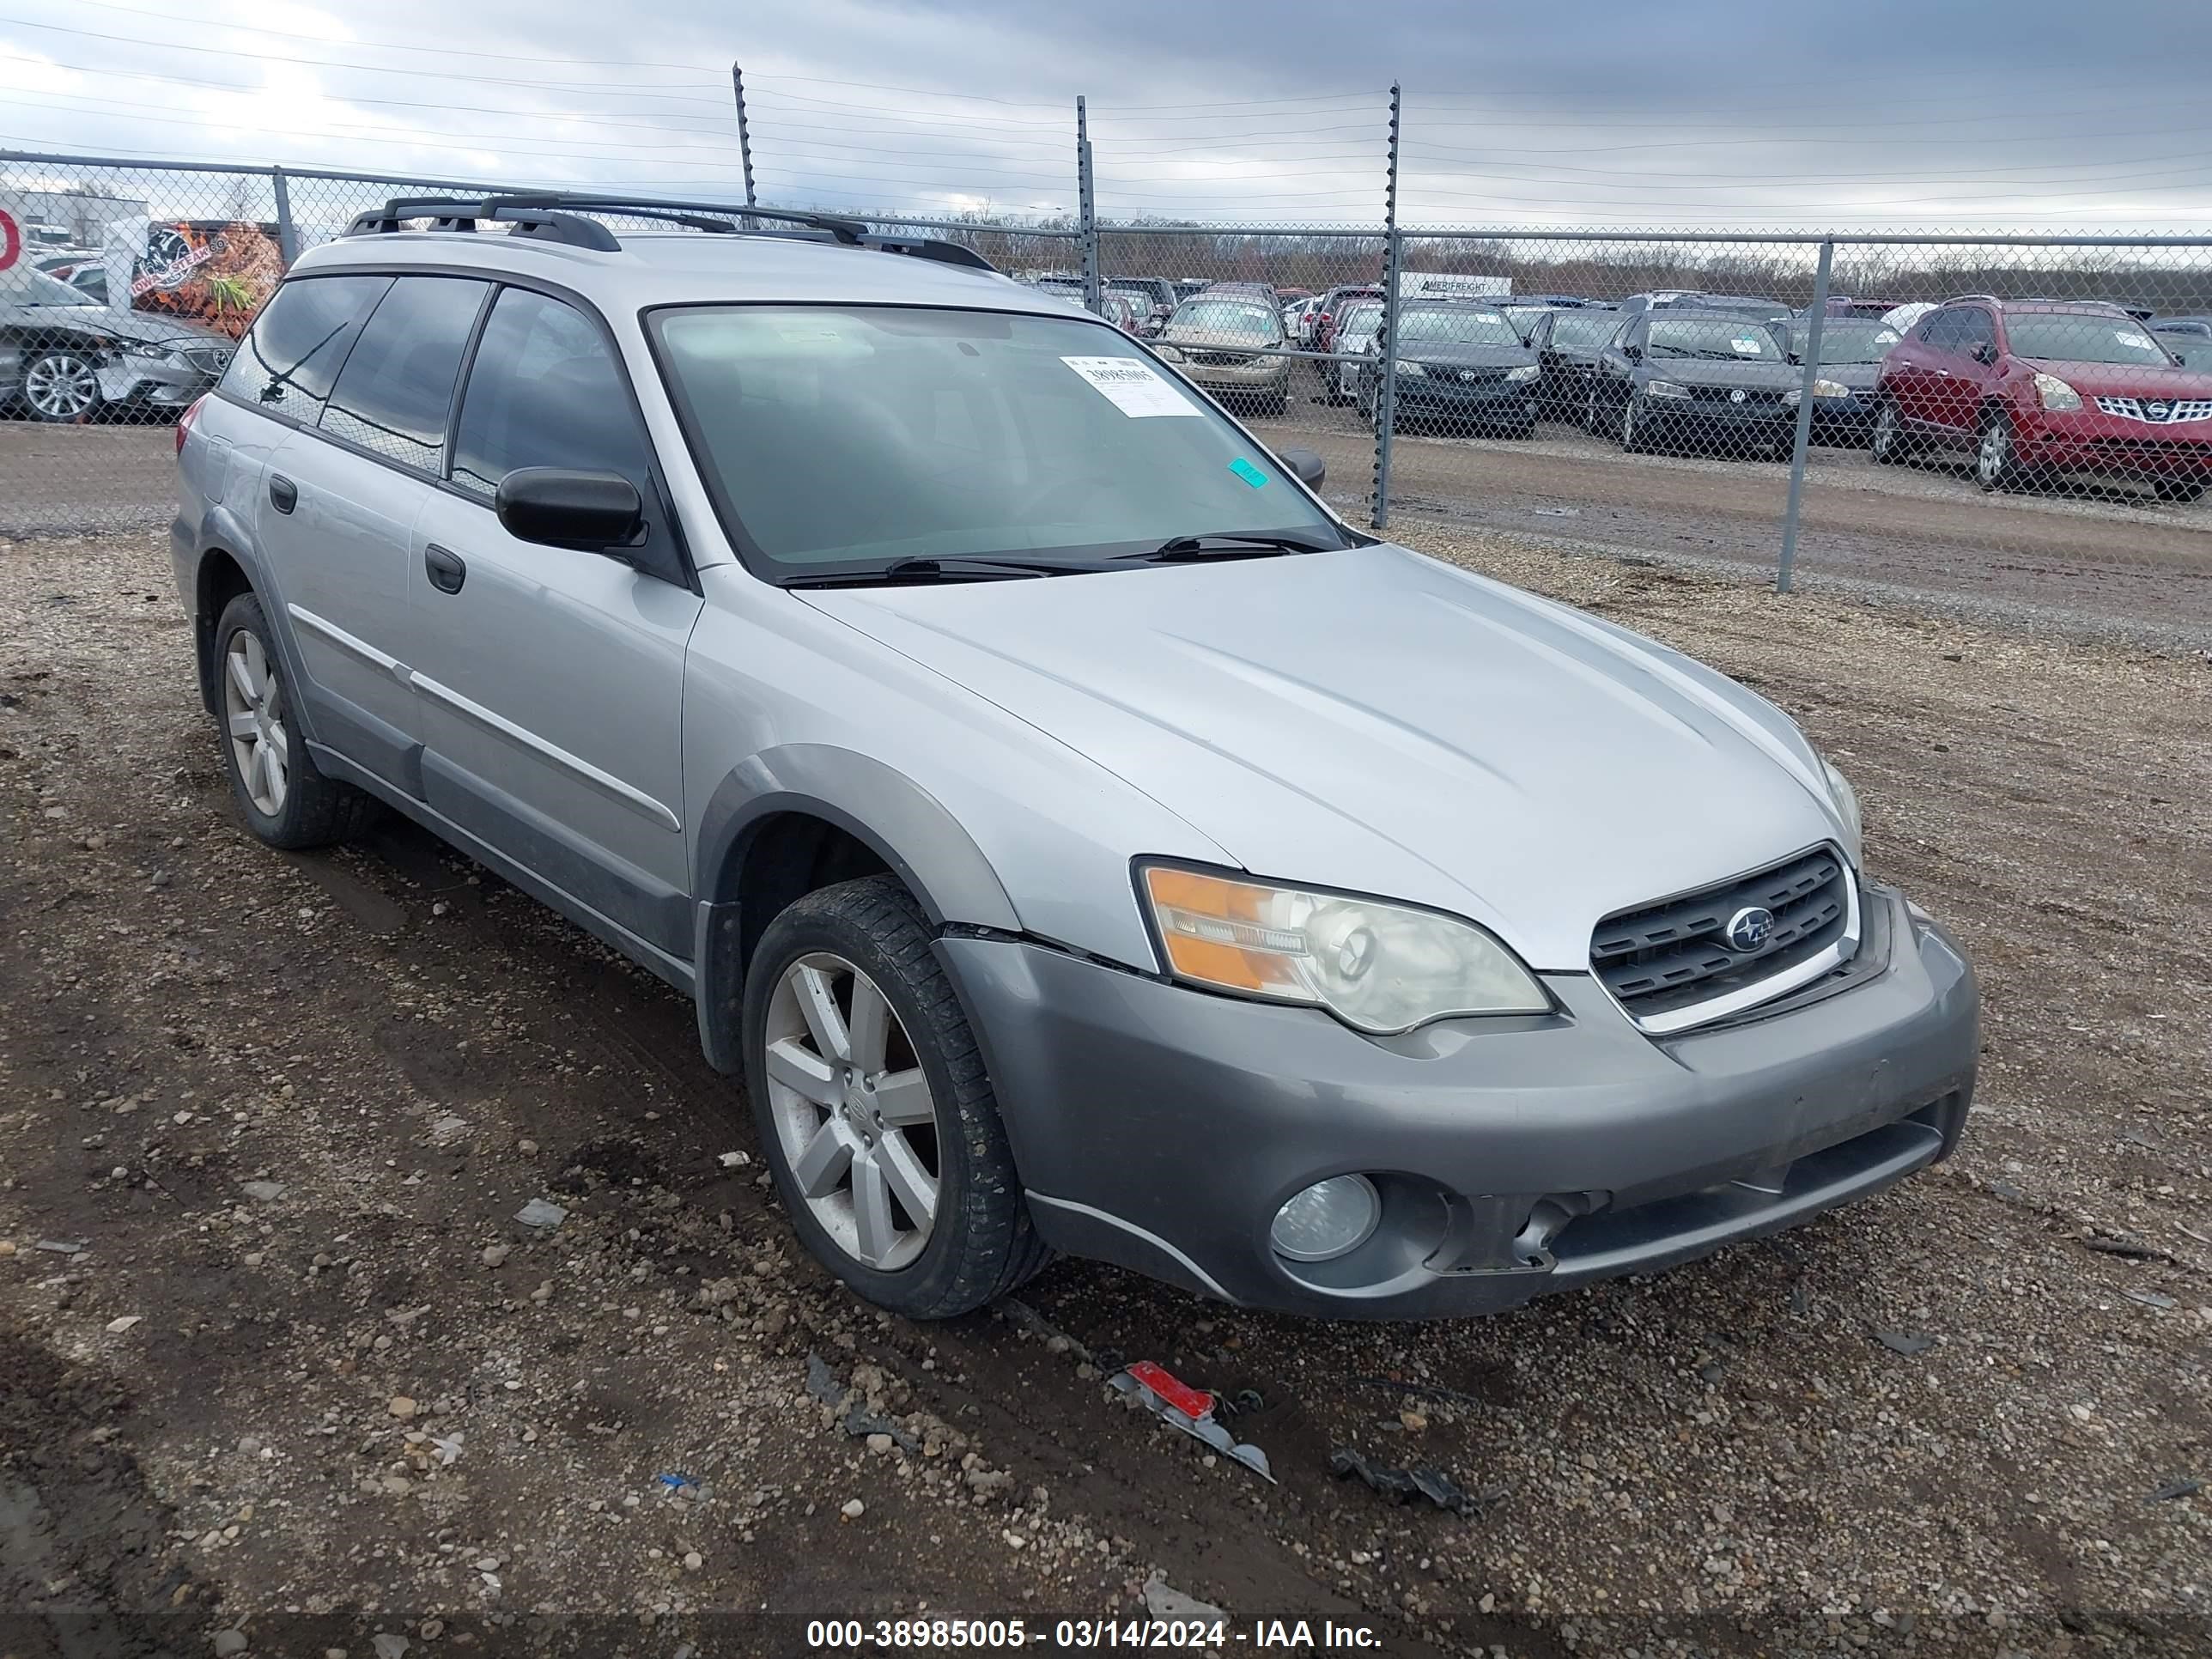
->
left=214, top=592, right=381, bottom=850
left=744, top=875, right=1049, bottom=1321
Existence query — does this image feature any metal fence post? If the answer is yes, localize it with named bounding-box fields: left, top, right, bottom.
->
left=1372, top=82, right=1405, bottom=532
left=1777, top=237, right=1833, bottom=593
left=1076, top=97, right=1101, bottom=313
left=731, top=64, right=759, bottom=219
left=271, top=164, right=298, bottom=268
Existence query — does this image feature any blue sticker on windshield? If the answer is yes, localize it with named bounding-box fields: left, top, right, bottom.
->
left=1229, top=457, right=1268, bottom=489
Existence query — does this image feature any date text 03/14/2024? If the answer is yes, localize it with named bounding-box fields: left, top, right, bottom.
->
left=803, top=1617, right=1385, bottom=1649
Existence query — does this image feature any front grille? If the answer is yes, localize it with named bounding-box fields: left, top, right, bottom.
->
left=1592, top=847, right=1855, bottom=1029
left=1189, top=350, right=1257, bottom=368
left=2094, top=396, right=2212, bottom=424
left=1689, top=386, right=1783, bottom=409
left=184, top=345, right=233, bottom=374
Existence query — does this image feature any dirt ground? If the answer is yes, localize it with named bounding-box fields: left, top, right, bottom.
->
left=1, top=527, right=2207, bottom=1659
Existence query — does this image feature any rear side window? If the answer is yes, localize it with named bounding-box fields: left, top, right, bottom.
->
left=319, top=277, right=490, bottom=475
left=218, top=275, right=392, bottom=423
left=451, top=289, right=653, bottom=502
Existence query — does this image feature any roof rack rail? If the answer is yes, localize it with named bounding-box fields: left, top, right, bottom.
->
left=343, top=192, right=997, bottom=271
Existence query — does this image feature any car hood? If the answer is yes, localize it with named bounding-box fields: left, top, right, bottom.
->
left=1817, top=362, right=1882, bottom=392
left=800, top=545, right=1846, bottom=970
left=29, top=304, right=234, bottom=349
left=1399, top=341, right=1536, bottom=371
left=1162, top=325, right=1276, bottom=351
left=2020, top=358, right=2212, bottom=398
left=1642, top=358, right=1800, bottom=390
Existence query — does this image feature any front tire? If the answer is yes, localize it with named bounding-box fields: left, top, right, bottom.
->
left=214, top=592, right=380, bottom=849
left=1620, top=393, right=1650, bottom=453
left=1976, top=408, right=2020, bottom=492
left=21, top=348, right=102, bottom=422
left=744, top=876, right=1048, bottom=1320
left=1870, top=398, right=1911, bottom=465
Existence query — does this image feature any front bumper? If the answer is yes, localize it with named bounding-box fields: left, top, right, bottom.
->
left=1396, top=378, right=1536, bottom=428
left=100, top=352, right=222, bottom=410
left=1171, top=356, right=1289, bottom=393
left=940, top=882, right=1976, bottom=1319
left=1644, top=397, right=1794, bottom=447
left=2014, top=414, right=2212, bottom=478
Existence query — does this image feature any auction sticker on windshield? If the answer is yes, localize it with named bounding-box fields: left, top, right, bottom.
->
left=1731, top=336, right=1764, bottom=355
left=1062, top=356, right=1202, bottom=417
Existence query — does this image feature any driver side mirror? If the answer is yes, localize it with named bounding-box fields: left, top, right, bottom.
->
left=1971, top=341, right=1998, bottom=366
left=496, top=467, right=643, bottom=553
left=1273, top=446, right=1326, bottom=489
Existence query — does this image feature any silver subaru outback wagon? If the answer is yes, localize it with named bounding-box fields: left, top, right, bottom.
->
left=170, top=195, right=1977, bottom=1322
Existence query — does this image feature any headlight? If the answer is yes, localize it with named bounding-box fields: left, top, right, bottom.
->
left=1393, top=360, right=1427, bottom=377
left=1821, top=758, right=1863, bottom=861
left=1154, top=343, right=1184, bottom=363
left=1644, top=380, right=1692, bottom=398
left=1505, top=364, right=1540, bottom=383
left=1812, top=379, right=1850, bottom=399
left=1139, top=865, right=1550, bottom=1035
left=2033, top=372, right=2081, bottom=411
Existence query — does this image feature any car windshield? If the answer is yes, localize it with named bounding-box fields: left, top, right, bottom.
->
left=651, top=305, right=1341, bottom=575
left=1647, top=319, right=1784, bottom=361
left=1396, top=308, right=1522, bottom=347
left=1503, top=307, right=1553, bottom=340
left=1171, top=298, right=1279, bottom=338
left=1548, top=313, right=1620, bottom=349
left=1338, top=301, right=1382, bottom=337
left=1794, top=320, right=1903, bottom=364
left=2005, top=313, right=2177, bottom=366
left=15, top=268, right=100, bottom=307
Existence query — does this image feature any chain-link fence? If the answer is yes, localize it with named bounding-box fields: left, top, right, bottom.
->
left=6, top=149, right=2212, bottom=643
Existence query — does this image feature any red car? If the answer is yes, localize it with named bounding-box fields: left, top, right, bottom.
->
left=1872, top=296, right=2212, bottom=501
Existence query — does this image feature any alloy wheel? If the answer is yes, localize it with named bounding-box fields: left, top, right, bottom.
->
left=1620, top=396, right=1637, bottom=448
left=763, top=953, right=940, bottom=1273
left=222, top=629, right=289, bottom=817
left=1977, top=419, right=2011, bottom=487
left=1873, top=402, right=1899, bottom=460
left=25, top=352, right=99, bottom=421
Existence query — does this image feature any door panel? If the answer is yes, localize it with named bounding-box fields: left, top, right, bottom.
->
left=409, top=493, right=700, bottom=957
left=256, top=431, right=432, bottom=789
left=405, top=283, right=702, bottom=963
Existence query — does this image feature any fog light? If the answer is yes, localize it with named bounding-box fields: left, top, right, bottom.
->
left=1269, top=1175, right=1381, bottom=1262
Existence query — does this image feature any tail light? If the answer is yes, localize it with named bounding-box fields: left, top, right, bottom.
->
left=176, top=393, right=206, bottom=455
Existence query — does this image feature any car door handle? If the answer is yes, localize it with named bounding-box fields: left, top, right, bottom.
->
left=423, top=544, right=466, bottom=595
left=268, top=474, right=297, bottom=514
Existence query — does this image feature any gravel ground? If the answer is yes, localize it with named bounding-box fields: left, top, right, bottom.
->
left=2, top=529, right=2208, bottom=1659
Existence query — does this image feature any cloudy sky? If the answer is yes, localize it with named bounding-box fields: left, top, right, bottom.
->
left=6, top=0, right=2212, bottom=233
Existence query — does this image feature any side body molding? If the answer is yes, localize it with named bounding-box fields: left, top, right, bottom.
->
left=690, top=744, right=1022, bottom=1072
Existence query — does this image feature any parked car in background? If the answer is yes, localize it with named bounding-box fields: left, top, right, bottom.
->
left=1360, top=301, right=1540, bottom=438
left=1872, top=297, right=2212, bottom=500
left=1789, top=315, right=1906, bottom=445
left=2, top=264, right=235, bottom=422
left=1881, top=301, right=1937, bottom=337
left=1284, top=293, right=1326, bottom=346
left=1097, top=290, right=1146, bottom=335
left=1527, top=305, right=1622, bottom=421
left=1808, top=296, right=1908, bottom=319
left=1323, top=296, right=1384, bottom=401
left=1314, top=284, right=1384, bottom=353
left=1622, top=291, right=1792, bottom=327
left=1589, top=309, right=1843, bottom=458
left=1155, top=292, right=1291, bottom=415
left=2149, top=316, right=2212, bottom=370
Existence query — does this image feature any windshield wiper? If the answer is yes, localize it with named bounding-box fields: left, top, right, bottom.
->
left=781, top=555, right=1101, bottom=588
left=1123, top=531, right=1338, bottom=563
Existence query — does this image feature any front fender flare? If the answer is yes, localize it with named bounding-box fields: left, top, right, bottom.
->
left=690, top=744, right=1021, bottom=1072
